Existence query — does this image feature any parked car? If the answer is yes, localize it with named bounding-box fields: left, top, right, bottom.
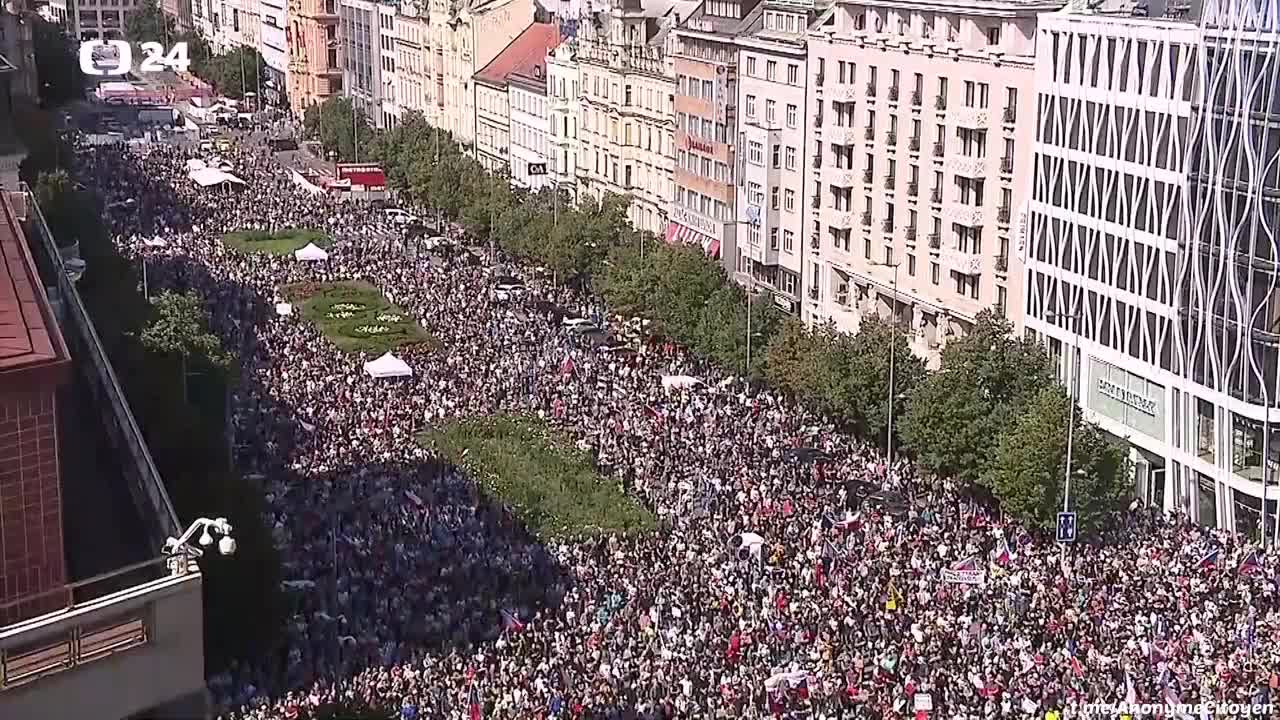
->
left=384, top=208, right=420, bottom=225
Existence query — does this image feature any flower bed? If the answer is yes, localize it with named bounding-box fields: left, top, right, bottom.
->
left=280, top=281, right=433, bottom=354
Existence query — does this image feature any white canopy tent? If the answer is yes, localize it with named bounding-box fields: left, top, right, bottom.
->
left=363, top=352, right=412, bottom=379
left=661, top=374, right=703, bottom=391
left=189, top=167, right=247, bottom=188
left=185, top=158, right=207, bottom=172
left=294, top=243, right=329, bottom=261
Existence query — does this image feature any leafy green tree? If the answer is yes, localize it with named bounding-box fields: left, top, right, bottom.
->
left=32, top=17, right=84, bottom=107
left=898, top=310, right=1055, bottom=486
left=843, top=315, right=926, bottom=448
left=124, top=0, right=176, bottom=42
left=304, top=96, right=377, bottom=162
left=198, top=46, right=265, bottom=100
left=984, top=386, right=1129, bottom=534
left=140, top=290, right=233, bottom=403
left=35, top=170, right=86, bottom=248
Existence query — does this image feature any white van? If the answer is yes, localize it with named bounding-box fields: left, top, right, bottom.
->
left=384, top=208, right=419, bottom=225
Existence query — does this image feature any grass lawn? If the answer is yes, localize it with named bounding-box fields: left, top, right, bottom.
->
left=422, top=415, right=657, bottom=539
left=223, top=228, right=330, bottom=256
left=280, top=280, right=433, bottom=354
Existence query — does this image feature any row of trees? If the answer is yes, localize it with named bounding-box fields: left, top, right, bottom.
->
left=126, top=0, right=265, bottom=99
left=340, top=100, right=1131, bottom=536
left=22, top=135, right=284, bottom=672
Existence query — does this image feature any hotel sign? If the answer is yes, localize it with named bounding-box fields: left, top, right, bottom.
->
left=685, top=134, right=715, bottom=155
left=1087, top=357, right=1165, bottom=441
left=1097, top=378, right=1157, bottom=416
left=671, top=205, right=721, bottom=240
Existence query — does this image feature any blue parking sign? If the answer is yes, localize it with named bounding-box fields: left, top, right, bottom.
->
left=1056, top=512, right=1077, bottom=543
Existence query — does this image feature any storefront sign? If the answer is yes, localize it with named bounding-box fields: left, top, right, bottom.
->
left=1098, top=378, right=1157, bottom=416
left=671, top=206, right=721, bottom=239
left=685, top=135, right=715, bottom=155
left=1087, top=357, right=1165, bottom=442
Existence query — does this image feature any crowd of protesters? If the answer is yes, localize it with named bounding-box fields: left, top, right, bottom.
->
left=76, top=137, right=1280, bottom=720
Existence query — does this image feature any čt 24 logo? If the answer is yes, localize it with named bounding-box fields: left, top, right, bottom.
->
left=79, top=41, right=191, bottom=76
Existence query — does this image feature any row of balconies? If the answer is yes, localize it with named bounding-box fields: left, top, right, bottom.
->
left=821, top=200, right=1015, bottom=233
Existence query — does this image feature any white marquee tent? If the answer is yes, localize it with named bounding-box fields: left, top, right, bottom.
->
left=294, top=243, right=329, bottom=261
left=189, top=167, right=247, bottom=188
left=363, top=352, right=412, bottom=379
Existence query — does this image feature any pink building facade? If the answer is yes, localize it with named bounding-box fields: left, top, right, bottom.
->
left=804, top=0, right=1050, bottom=365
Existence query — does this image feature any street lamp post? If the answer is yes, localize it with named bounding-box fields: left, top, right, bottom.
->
left=1047, top=310, right=1082, bottom=559
left=871, top=260, right=901, bottom=468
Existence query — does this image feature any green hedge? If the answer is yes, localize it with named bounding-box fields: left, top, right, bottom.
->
left=223, top=228, right=330, bottom=255
left=281, top=281, right=432, bottom=354
left=422, top=415, right=657, bottom=539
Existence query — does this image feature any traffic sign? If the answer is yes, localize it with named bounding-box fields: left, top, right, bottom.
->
left=528, top=163, right=548, bottom=176
left=1056, top=512, right=1077, bottom=543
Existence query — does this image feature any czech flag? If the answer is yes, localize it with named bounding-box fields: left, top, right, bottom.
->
left=1198, top=548, right=1219, bottom=570
left=500, top=608, right=526, bottom=632
left=467, top=683, right=482, bottom=720
left=1238, top=549, right=1261, bottom=576
left=991, top=538, right=1012, bottom=567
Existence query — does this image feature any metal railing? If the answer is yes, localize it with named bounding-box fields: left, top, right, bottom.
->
left=15, top=188, right=180, bottom=550
left=0, top=557, right=197, bottom=694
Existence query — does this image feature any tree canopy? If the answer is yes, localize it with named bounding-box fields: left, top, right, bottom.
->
left=306, top=96, right=378, bottom=162
left=32, top=17, right=84, bottom=107
left=195, top=45, right=264, bottom=100
left=984, top=385, right=1130, bottom=534
left=124, top=0, right=176, bottom=42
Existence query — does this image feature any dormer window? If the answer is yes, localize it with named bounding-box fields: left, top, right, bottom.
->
left=986, top=26, right=1001, bottom=46
left=853, top=13, right=864, bottom=30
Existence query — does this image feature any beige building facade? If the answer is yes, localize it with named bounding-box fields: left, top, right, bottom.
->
left=424, top=0, right=535, bottom=143
left=287, top=0, right=342, bottom=115
left=576, top=0, right=695, bottom=235
left=805, top=0, right=1047, bottom=364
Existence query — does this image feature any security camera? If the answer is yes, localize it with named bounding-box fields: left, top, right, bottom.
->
left=218, top=536, right=237, bottom=556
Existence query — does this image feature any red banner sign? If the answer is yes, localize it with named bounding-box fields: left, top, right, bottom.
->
left=336, top=163, right=387, bottom=190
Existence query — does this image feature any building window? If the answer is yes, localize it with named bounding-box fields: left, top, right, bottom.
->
left=766, top=99, right=777, bottom=124
left=864, top=237, right=872, bottom=258
left=771, top=187, right=780, bottom=209
left=785, top=146, right=796, bottom=170
left=907, top=253, right=916, bottom=276
left=987, top=26, right=1001, bottom=46
left=748, top=141, right=764, bottom=165
left=783, top=230, right=794, bottom=252
left=766, top=60, right=777, bottom=80
left=747, top=56, right=757, bottom=76
left=931, top=262, right=940, bottom=284
left=787, top=64, right=799, bottom=85
left=746, top=94, right=756, bottom=118
left=771, top=144, right=781, bottom=168
left=785, top=189, right=795, bottom=211
left=786, top=104, right=798, bottom=128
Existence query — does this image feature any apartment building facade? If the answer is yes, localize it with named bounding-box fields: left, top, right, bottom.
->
left=395, top=3, right=430, bottom=117
left=734, top=1, right=815, bottom=314
left=509, top=59, right=553, bottom=189
left=546, top=40, right=581, bottom=196
left=287, top=0, right=343, bottom=114
left=473, top=24, right=559, bottom=176
left=1028, top=3, right=1280, bottom=538
left=259, top=0, right=289, bottom=106
left=1176, top=0, right=1280, bottom=538
left=668, top=0, right=755, bottom=260
left=805, top=0, right=1045, bottom=365
left=1025, top=12, right=1197, bottom=523
left=576, top=0, right=694, bottom=235
left=425, top=0, right=535, bottom=143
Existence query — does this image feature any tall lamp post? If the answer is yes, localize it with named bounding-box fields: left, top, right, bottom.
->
left=1047, top=310, right=1083, bottom=535
left=870, top=260, right=901, bottom=468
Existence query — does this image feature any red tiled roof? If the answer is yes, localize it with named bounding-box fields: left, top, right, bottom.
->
left=474, top=23, right=560, bottom=88
left=0, top=194, right=66, bottom=374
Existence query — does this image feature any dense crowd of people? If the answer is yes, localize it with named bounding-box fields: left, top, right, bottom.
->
left=78, top=137, right=1280, bottom=720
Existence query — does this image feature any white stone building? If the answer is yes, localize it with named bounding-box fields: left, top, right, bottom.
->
left=546, top=40, right=581, bottom=198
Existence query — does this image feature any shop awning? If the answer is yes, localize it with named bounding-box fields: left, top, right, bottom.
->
left=665, top=222, right=720, bottom=259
